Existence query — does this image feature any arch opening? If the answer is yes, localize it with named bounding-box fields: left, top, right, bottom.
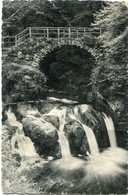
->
left=39, top=45, right=94, bottom=98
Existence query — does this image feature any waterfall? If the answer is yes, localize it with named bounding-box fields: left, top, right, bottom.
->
left=82, top=123, right=99, bottom=154
left=103, top=113, right=117, bottom=147
left=49, top=106, right=86, bottom=173
left=73, top=104, right=88, bottom=120
left=44, top=106, right=72, bottom=158
left=70, top=106, right=99, bottom=155
left=6, top=107, right=17, bottom=121
left=11, top=131, right=39, bottom=161
left=6, top=107, right=23, bottom=130
left=7, top=106, right=39, bottom=162
left=58, top=109, right=71, bottom=158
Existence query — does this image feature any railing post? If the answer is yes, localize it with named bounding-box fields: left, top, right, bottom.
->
left=47, top=28, right=49, bottom=39
left=17, top=36, right=19, bottom=45
left=29, top=27, right=32, bottom=38
left=63, top=29, right=65, bottom=38
left=69, top=27, right=71, bottom=39
left=77, top=30, right=78, bottom=38
left=90, top=29, right=92, bottom=35
left=58, top=27, right=60, bottom=42
left=15, top=36, right=18, bottom=46
left=100, top=28, right=101, bottom=36
left=84, top=28, right=85, bottom=36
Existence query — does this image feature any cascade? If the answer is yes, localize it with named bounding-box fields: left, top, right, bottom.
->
left=58, top=109, right=71, bottom=158
left=11, top=129, right=39, bottom=162
left=103, top=113, right=117, bottom=147
left=44, top=106, right=63, bottom=118
left=6, top=107, right=17, bottom=121
left=50, top=106, right=85, bottom=172
left=6, top=102, right=127, bottom=194
left=6, top=107, right=39, bottom=166
left=102, top=113, right=128, bottom=166
left=82, top=123, right=99, bottom=154
left=69, top=106, right=99, bottom=155
left=44, top=106, right=72, bottom=158
left=73, top=104, right=88, bottom=121
left=6, top=107, right=23, bottom=130
left=77, top=110, right=127, bottom=194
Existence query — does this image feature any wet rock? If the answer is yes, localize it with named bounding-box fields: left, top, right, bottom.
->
left=64, top=119, right=88, bottom=156
left=22, top=115, right=59, bottom=157
left=17, top=104, right=40, bottom=118
left=39, top=103, right=57, bottom=114
left=75, top=105, right=110, bottom=149
left=18, top=103, right=111, bottom=157
left=42, top=115, right=59, bottom=129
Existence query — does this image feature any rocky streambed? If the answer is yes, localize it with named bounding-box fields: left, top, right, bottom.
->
left=3, top=99, right=110, bottom=159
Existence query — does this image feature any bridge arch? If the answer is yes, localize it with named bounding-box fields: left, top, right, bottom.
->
left=31, top=38, right=94, bottom=68
left=37, top=40, right=95, bottom=96
left=4, top=36, right=95, bottom=96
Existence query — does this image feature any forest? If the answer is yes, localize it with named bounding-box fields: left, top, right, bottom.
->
left=2, top=0, right=128, bottom=194
left=2, top=0, right=128, bottom=129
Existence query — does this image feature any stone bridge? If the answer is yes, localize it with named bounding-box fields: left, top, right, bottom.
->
left=3, top=27, right=101, bottom=68
left=2, top=27, right=101, bottom=103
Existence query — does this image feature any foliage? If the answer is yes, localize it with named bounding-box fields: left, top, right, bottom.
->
left=2, top=1, right=127, bottom=123
left=2, top=62, right=47, bottom=103
left=92, top=2, right=128, bottom=97
left=2, top=0, right=102, bottom=103
left=2, top=0, right=102, bottom=36
left=91, top=2, right=128, bottom=129
left=2, top=1, right=128, bottom=194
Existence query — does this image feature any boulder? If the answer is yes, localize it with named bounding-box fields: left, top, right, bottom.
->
left=17, top=104, right=40, bottom=118
left=42, top=115, right=59, bottom=129
left=74, top=104, right=110, bottom=149
left=19, top=103, right=111, bottom=157
left=22, top=115, right=59, bottom=157
left=39, top=103, right=59, bottom=114
left=64, top=119, right=89, bottom=156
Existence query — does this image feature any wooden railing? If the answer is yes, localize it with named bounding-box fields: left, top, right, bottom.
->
left=2, top=27, right=101, bottom=48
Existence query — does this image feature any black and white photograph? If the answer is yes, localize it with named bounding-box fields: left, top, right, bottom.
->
left=1, top=0, right=128, bottom=194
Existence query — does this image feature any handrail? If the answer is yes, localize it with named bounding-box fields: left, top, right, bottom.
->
left=3, top=26, right=101, bottom=38
left=16, top=27, right=29, bottom=37
left=30, top=26, right=96, bottom=29
left=2, top=26, right=101, bottom=48
left=2, top=35, right=15, bottom=38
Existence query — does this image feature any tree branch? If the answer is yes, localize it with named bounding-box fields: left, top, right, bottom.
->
left=7, top=3, right=26, bottom=21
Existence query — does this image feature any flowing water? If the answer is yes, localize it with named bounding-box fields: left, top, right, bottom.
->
left=6, top=104, right=127, bottom=193
left=44, top=107, right=72, bottom=158
left=82, top=123, right=99, bottom=154
left=68, top=105, right=127, bottom=194
left=6, top=107, right=23, bottom=130
left=6, top=107, right=39, bottom=164
left=69, top=106, right=99, bottom=155
left=11, top=133, right=39, bottom=161
left=51, top=107, right=85, bottom=171
left=58, top=109, right=71, bottom=158
left=103, top=113, right=117, bottom=147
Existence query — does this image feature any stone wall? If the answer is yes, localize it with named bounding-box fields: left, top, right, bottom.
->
left=3, top=36, right=94, bottom=70
left=2, top=36, right=95, bottom=103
